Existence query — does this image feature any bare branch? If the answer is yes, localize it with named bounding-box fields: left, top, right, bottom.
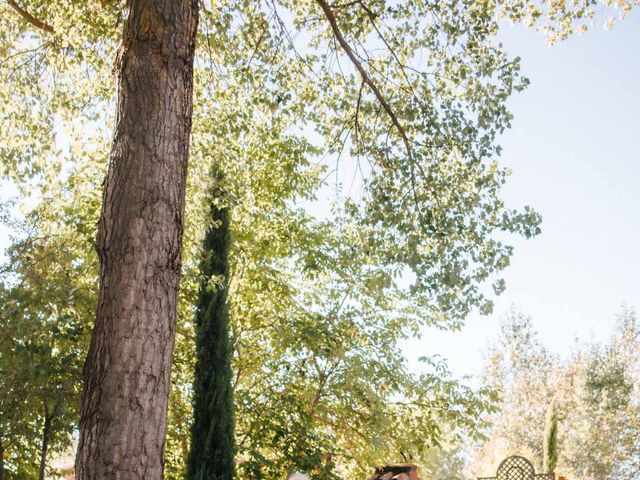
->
left=5, top=0, right=55, bottom=34
left=354, top=78, right=364, bottom=147
left=357, top=0, right=416, bottom=95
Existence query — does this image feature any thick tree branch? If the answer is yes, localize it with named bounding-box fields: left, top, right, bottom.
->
left=315, top=0, right=437, bottom=221
left=5, top=0, right=55, bottom=34
left=314, top=0, right=412, bottom=163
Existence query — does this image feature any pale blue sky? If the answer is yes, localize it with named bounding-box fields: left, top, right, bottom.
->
left=405, top=13, right=640, bottom=379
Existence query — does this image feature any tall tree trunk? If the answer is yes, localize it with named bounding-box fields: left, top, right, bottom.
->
left=38, top=404, right=52, bottom=480
left=76, top=1, right=198, bottom=479
left=187, top=173, right=235, bottom=480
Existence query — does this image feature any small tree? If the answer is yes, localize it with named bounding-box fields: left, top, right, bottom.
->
left=543, top=396, right=559, bottom=473
left=187, top=174, right=234, bottom=480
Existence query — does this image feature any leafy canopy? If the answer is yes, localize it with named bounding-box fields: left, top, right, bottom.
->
left=1, top=0, right=636, bottom=478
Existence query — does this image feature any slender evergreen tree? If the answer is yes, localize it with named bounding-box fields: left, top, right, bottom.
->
left=543, top=398, right=559, bottom=474
left=187, top=174, right=234, bottom=480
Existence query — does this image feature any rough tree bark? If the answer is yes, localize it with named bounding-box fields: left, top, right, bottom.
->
left=76, top=1, right=199, bottom=479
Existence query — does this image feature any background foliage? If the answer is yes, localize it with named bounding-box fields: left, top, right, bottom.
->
left=472, top=307, right=640, bottom=480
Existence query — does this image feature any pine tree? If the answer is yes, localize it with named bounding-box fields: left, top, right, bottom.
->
left=543, top=398, right=559, bottom=474
left=187, top=175, right=235, bottom=480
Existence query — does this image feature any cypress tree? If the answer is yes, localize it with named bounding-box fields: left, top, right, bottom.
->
left=543, top=397, right=559, bottom=474
left=187, top=175, right=235, bottom=480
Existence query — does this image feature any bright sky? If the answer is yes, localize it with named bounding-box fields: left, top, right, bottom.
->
left=405, top=13, right=640, bottom=379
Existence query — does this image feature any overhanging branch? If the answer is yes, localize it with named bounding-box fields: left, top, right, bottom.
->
left=314, top=0, right=413, bottom=163
left=315, top=0, right=439, bottom=221
left=6, top=0, right=55, bottom=34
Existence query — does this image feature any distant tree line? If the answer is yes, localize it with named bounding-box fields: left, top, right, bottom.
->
left=472, top=306, right=640, bottom=480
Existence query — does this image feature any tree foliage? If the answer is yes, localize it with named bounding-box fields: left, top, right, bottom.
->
left=473, top=307, right=640, bottom=480
left=188, top=172, right=235, bottom=480
left=0, top=0, right=637, bottom=478
left=0, top=208, right=95, bottom=478
left=542, top=398, right=558, bottom=473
